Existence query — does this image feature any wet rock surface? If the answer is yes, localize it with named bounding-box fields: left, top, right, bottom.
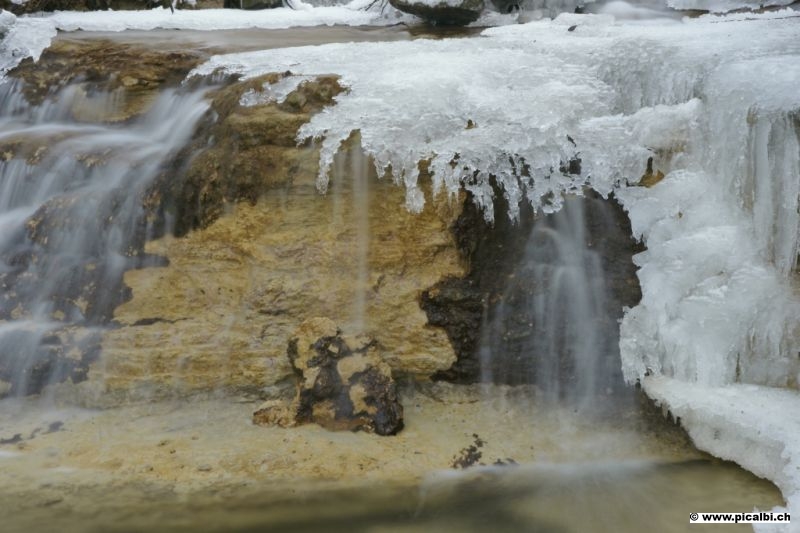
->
left=0, top=40, right=206, bottom=397
left=96, top=173, right=462, bottom=404
left=254, top=318, right=403, bottom=435
left=0, top=327, right=101, bottom=396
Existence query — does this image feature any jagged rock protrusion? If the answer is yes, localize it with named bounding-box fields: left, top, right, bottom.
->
left=253, top=318, right=404, bottom=436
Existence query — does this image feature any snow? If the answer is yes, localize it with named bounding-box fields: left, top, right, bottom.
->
left=36, top=5, right=401, bottom=32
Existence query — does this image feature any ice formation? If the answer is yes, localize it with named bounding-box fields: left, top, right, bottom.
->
left=191, top=11, right=800, bottom=524
left=0, top=12, right=56, bottom=78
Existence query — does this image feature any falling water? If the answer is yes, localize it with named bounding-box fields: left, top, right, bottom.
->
left=0, top=80, right=209, bottom=397
left=329, top=138, right=372, bottom=333
left=479, top=194, right=632, bottom=406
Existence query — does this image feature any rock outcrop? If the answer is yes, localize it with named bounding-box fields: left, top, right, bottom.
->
left=388, top=0, right=484, bottom=26
left=253, top=318, right=403, bottom=436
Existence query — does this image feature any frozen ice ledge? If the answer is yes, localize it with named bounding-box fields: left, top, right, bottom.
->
left=189, top=11, right=800, bottom=525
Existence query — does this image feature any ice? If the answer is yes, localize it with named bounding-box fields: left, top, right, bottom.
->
left=0, top=13, right=56, bottom=79
left=645, top=377, right=800, bottom=532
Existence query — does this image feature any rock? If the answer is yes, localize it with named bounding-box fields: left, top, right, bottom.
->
left=638, top=156, right=665, bottom=188
left=156, top=73, right=346, bottom=236
left=388, top=0, right=484, bottom=26
left=253, top=318, right=404, bottom=436
left=0, top=326, right=100, bottom=396
left=489, top=0, right=519, bottom=13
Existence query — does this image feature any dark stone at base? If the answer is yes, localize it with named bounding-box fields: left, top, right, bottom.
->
left=254, top=318, right=404, bottom=436
left=389, top=0, right=484, bottom=26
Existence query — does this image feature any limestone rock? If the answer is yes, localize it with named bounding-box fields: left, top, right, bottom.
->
left=94, top=133, right=462, bottom=403
left=389, top=0, right=484, bottom=26
left=254, top=318, right=404, bottom=436
left=156, top=73, right=345, bottom=236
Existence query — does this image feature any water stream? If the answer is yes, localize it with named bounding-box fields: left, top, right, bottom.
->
left=0, top=79, right=210, bottom=396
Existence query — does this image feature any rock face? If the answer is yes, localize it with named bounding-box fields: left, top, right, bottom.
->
left=388, top=0, right=484, bottom=26
left=253, top=318, right=404, bottom=436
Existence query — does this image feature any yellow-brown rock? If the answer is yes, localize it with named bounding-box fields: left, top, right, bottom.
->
left=89, top=151, right=463, bottom=403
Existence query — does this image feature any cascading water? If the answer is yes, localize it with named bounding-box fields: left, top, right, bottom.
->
left=477, top=194, right=637, bottom=406
left=0, top=79, right=209, bottom=397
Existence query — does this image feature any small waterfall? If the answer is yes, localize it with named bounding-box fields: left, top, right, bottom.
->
left=0, top=80, right=209, bottom=397
left=479, top=195, right=631, bottom=406
left=330, top=138, right=372, bottom=334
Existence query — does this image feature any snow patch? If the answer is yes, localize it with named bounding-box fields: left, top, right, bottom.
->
left=35, top=4, right=406, bottom=32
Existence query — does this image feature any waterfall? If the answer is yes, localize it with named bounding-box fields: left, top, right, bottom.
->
left=479, top=194, right=631, bottom=406
left=0, top=80, right=209, bottom=397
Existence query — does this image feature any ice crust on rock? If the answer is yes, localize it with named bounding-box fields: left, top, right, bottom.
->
left=644, top=378, right=800, bottom=532
left=239, top=75, right=314, bottom=107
